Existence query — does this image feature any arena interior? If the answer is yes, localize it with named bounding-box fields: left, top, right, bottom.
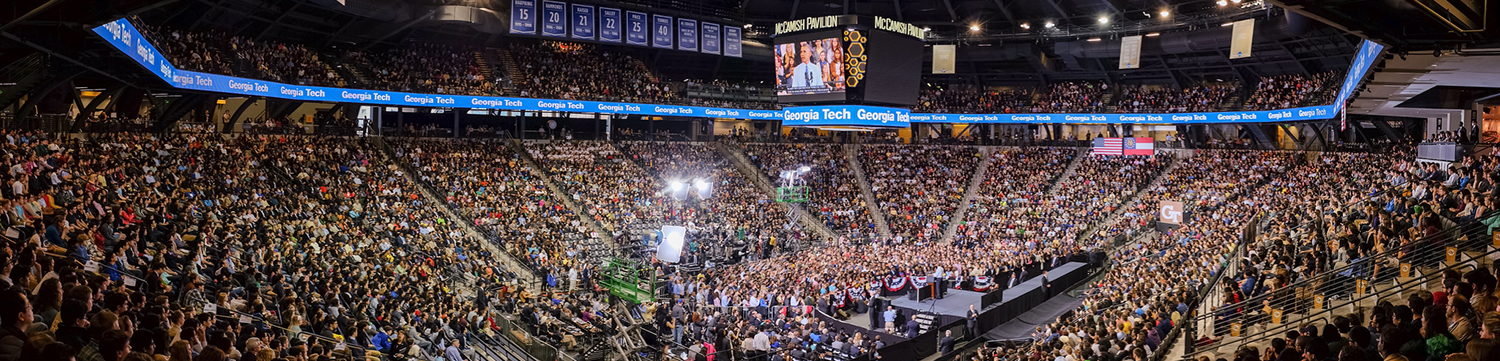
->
left=0, top=0, right=1499, bottom=361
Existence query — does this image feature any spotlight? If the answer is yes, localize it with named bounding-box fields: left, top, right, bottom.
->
left=1231, top=0, right=1241, bottom=3
left=798, top=166, right=811, bottom=173
left=669, top=180, right=684, bottom=192
left=1044, top=21, right=1055, bottom=28
left=969, top=24, right=981, bottom=32
left=1098, top=16, right=1109, bottom=24
left=1217, top=0, right=1228, bottom=6
left=1160, top=10, right=1170, bottom=18
left=693, top=178, right=709, bottom=190
left=743, top=24, right=752, bottom=29
left=1020, top=23, right=1031, bottom=30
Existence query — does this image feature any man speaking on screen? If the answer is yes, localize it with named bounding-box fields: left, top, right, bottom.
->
left=791, top=42, right=825, bottom=90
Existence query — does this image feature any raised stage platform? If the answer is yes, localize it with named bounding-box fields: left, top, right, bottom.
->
left=810, top=259, right=1098, bottom=361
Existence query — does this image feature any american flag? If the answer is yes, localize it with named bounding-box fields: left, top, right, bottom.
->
left=1091, top=137, right=1154, bottom=156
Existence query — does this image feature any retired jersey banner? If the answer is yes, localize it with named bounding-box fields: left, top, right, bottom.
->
left=700, top=22, right=721, bottom=54
left=570, top=4, right=595, bottom=40
left=509, top=0, right=537, bottom=34
left=677, top=18, right=698, bottom=51
left=652, top=15, right=674, bottom=49
left=1230, top=19, right=1255, bottom=59
left=625, top=11, right=648, bottom=46
left=724, top=26, right=742, bottom=57
left=540, top=1, right=567, bottom=37
left=598, top=7, right=621, bottom=43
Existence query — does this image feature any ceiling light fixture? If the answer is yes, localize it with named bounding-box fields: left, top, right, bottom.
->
left=1020, top=23, right=1031, bottom=29
left=1098, top=16, right=1109, bottom=24
left=969, top=24, right=981, bottom=32
left=1160, top=10, right=1170, bottom=18
left=1087, top=37, right=1102, bottom=42
left=1145, top=32, right=1161, bottom=37
left=1217, top=0, right=1228, bottom=6
left=1044, top=21, right=1055, bottom=28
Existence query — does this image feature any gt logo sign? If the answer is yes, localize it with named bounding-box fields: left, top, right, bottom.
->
left=1160, top=201, right=1184, bottom=225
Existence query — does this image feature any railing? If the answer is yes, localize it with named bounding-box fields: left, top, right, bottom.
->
left=0, top=114, right=72, bottom=133
left=1183, top=208, right=1500, bottom=358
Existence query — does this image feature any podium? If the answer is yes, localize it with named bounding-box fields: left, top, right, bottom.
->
left=910, top=280, right=945, bottom=302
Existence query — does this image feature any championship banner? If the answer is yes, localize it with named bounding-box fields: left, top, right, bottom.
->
left=1119, top=35, right=1142, bottom=69
left=1157, top=200, right=1184, bottom=230
left=598, top=7, right=621, bottom=43
left=932, top=44, right=955, bottom=74
left=509, top=0, right=536, bottom=34
left=570, top=4, right=595, bottom=40
left=540, top=1, right=567, bottom=37
left=1230, top=19, right=1254, bottom=59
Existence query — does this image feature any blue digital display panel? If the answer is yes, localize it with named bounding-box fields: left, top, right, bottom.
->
left=570, top=4, right=594, bottom=40
left=625, top=11, right=648, bottom=46
left=783, top=105, right=911, bottom=127
left=1334, top=40, right=1385, bottom=108
left=598, top=7, right=621, bottom=43
left=908, top=105, right=1339, bottom=123
left=541, top=1, right=567, bottom=37
left=509, top=0, right=536, bottom=34
left=676, top=19, right=697, bottom=52
left=94, top=18, right=1373, bottom=125
left=700, top=22, right=720, bottom=55
left=652, top=15, right=674, bottom=49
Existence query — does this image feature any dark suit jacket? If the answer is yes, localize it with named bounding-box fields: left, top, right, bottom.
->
left=939, top=336, right=954, bottom=353
left=905, top=319, right=920, bottom=338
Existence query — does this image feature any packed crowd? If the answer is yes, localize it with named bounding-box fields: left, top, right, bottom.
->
left=958, top=147, right=1077, bottom=245
left=1243, top=72, right=1340, bottom=110
left=914, top=86, right=1033, bottom=113
left=618, top=141, right=805, bottom=262
left=524, top=141, right=680, bottom=248
left=1087, top=150, right=1298, bottom=247
left=509, top=42, right=677, bottom=104
left=740, top=143, right=875, bottom=237
left=350, top=45, right=500, bottom=96
left=0, top=131, right=563, bottom=361
left=1033, top=82, right=1109, bottom=113
left=389, top=138, right=604, bottom=277
left=1043, top=154, right=1169, bottom=241
left=860, top=145, right=980, bottom=240
left=678, top=79, right=779, bottom=110
left=1115, top=83, right=1240, bottom=113
left=137, top=23, right=342, bottom=87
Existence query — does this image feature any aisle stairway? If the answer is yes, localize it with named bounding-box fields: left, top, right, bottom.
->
left=331, top=57, right=373, bottom=88
left=507, top=139, right=622, bottom=260
left=846, top=144, right=892, bottom=237
left=714, top=142, right=834, bottom=244
left=369, top=137, right=541, bottom=285
left=940, top=147, right=994, bottom=243
left=1073, top=154, right=1179, bottom=242
left=1045, top=147, right=1089, bottom=194
left=494, top=48, right=522, bottom=95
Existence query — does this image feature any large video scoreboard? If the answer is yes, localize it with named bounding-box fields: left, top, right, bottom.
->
left=772, top=15, right=924, bottom=107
